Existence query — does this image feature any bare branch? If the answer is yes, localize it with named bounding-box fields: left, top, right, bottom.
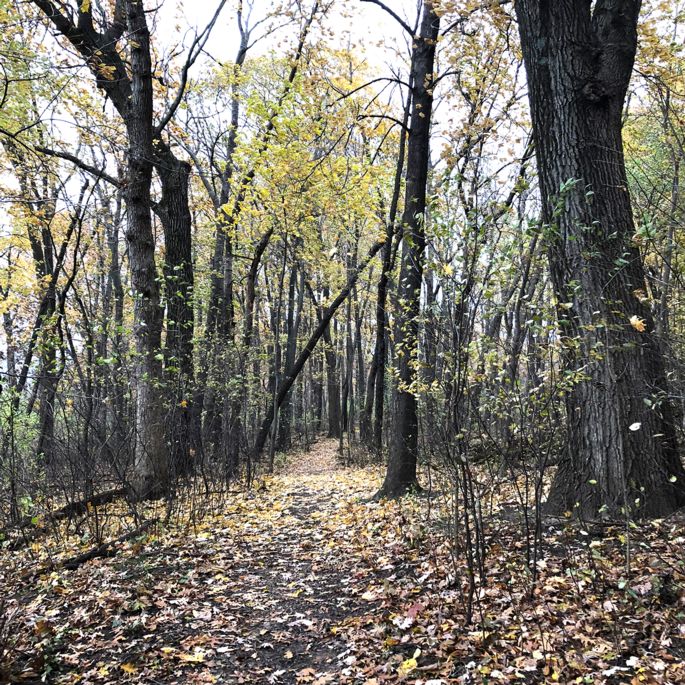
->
left=360, top=0, right=412, bottom=35
left=154, top=0, right=229, bottom=136
left=34, top=145, right=120, bottom=187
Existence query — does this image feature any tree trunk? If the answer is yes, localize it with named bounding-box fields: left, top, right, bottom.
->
left=154, top=141, right=196, bottom=477
left=515, top=0, right=685, bottom=518
left=125, top=0, right=167, bottom=498
left=361, top=81, right=411, bottom=454
left=30, top=0, right=170, bottom=498
left=323, top=318, right=341, bottom=439
left=377, top=0, right=440, bottom=498
left=278, top=264, right=305, bottom=450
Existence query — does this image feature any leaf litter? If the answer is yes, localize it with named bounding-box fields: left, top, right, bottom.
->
left=1, top=439, right=684, bottom=684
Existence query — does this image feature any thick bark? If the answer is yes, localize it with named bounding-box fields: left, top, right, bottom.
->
left=154, top=141, right=196, bottom=476
left=31, top=0, right=169, bottom=498
left=377, top=1, right=440, bottom=498
left=125, top=0, right=167, bottom=498
left=515, top=0, right=685, bottom=517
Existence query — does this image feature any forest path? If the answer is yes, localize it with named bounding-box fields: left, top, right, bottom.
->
left=8, top=441, right=685, bottom=684
left=10, top=439, right=416, bottom=685
left=213, top=438, right=374, bottom=683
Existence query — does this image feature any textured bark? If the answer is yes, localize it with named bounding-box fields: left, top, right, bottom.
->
left=31, top=0, right=169, bottom=498
left=154, top=141, right=196, bottom=475
left=515, top=0, right=685, bottom=517
left=125, top=0, right=167, bottom=498
left=377, top=0, right=440, bottom=498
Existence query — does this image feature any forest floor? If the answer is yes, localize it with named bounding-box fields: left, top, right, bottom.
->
left=2, top=439, right=685, bottom=684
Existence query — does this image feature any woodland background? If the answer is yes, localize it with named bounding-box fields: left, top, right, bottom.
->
left=2, top=0, right=685, bottom=683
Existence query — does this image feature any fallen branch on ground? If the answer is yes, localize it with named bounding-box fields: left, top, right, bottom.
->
left=28, top=519, right=158, bottom=578
left=2, top=488, right=127, bottom=550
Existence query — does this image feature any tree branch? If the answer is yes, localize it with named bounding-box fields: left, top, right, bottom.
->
left=360, top=0, right=412, bottom=35
left=34, top=145, right=120, bottom=187
left=154, top=0, right=229, bottom=136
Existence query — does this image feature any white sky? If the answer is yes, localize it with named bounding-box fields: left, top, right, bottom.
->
left=156, top=0, right=413, bottom=77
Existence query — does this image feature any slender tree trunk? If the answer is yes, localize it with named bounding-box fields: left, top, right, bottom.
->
left=278, top=265, right=305, bottom=450
left=361, top=87, right=411, bottom=453
left=515, top=0, right=685, bottom=517
left=111, top=202, right=128, bottom=445
left=377, top=0, right=440, bottom=498
left=323, top=317, right=341, bottom=439
left=35, top=209, right=58, bottom=466
left=658, top=119, right=679, bottom=337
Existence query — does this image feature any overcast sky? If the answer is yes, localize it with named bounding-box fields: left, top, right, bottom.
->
left=156, top=0, right=412, bottom=77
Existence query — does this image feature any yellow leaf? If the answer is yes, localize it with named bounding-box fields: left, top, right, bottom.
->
left=397, top=657, right=417, bottom=676
left=121, top=663, right=137, bottom=674
left=629, top=315, right=646, bottom=332
left=80, top=0, right=91, bottom=12
left=177, top=649, right=205, bottom=663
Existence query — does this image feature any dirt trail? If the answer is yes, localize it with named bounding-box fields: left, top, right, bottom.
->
left=8, top=440, right=393, bottom=685
left=217, top=440, right=366, bottom=683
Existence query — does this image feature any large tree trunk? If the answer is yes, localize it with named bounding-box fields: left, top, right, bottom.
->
left=31, top=0, right=170, bottom=497
left=515, top=0, right=685, bottom=517
left=377, top=0, right=440, bottom=498
left=125, top=0, right=167, bottom=498
left=154, top=141, right=196, bottom=477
